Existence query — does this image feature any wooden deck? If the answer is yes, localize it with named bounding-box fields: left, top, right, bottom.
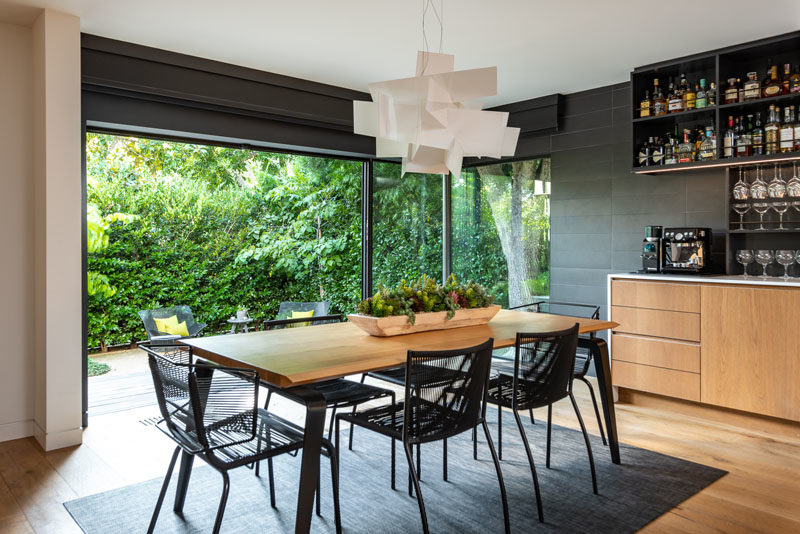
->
left=88, top=349, right=156, bottom=416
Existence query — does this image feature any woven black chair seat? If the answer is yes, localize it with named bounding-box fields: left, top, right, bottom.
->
left=367, top=363, right=467, bottom=388
left=487, top=373, right=567, bottom=411
left=312, top=379, right=395, bottom=408
left=339, top=401, right=465, bottom=444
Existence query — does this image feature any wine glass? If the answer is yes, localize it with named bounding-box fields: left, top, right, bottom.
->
left=732, top=203, right=750, bottom=230
left=788, top=162, right=800, bottom=228
left=736, top=249, right=754, bottom=278
left=775, top=250, right=795, bottom=280
left=768, top=164, right=788, bottom=229
left=750, top=166, right=769, bottom=230
left=732, top=167, right=750, bottom=200
left=755, top=249, right=774, bottom=278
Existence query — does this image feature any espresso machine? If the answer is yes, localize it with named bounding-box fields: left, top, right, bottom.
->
left=641, top=225, right=663, bottom=273
left=662, top=227, right=712, bottom=273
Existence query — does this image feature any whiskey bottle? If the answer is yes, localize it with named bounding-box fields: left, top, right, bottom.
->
left=790, top=65, right=800, bottom=94
left=640, top=90, right=651, bottom=118
left=763, top=64, right=783, bottom=98
left=696, top=79, right=708, bottom=109
left=737, top=115, right=753, bottom=157
left=668, top=80, right=684, bottom=113
left=653, top=78, right=667, bottom=116
left=708, top=81, right=717, bottom=106
left=652, top=137, right=665, bottom=165
left=678, top=130, right=695, bottom=163
left=793, top=106, right=800, bottom=152
left=724, top=78, right=739, bottom=104
left=783, top=64, right=792, bottom=94
left=638, top=137, right=653, bottom=166
left=743, top=72, right=761, bottom=100
left=765, top=104, right=780, bottom=154
left=779, top=106, right=794, bottom=153
left=724, top=115, right=736, bottom=158
left=682, top=75, right=696, bottom=110
left=752, top=112, right=765, bottom=155
left=664, top=134, right=678, bottom=165
left=699, top=125, right=716, bottom=161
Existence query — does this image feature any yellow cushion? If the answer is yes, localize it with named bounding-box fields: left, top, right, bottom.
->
left=154, top=315, right=189, bottom=337
left=289, top=310, right=315, bottom=328
left=154, top=315, right=179, bottom=334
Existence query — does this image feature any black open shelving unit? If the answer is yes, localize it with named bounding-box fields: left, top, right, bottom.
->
left=631, top=30, right=800, bottom=175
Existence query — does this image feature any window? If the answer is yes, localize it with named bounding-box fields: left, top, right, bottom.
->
left=371, top=161, right=444, bottom=290
left=452, top=158, right=551, bottom=308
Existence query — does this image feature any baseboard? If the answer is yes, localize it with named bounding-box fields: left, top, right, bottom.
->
left=0, top=419, right=33, bottom=443
left=32, top=421, right=83, bottom=451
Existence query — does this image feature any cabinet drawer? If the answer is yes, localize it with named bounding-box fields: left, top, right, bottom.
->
left=611, top=280, right=700, bottom=313
left=611, top=333, right=700, bottom=373
left=611, top=306, right=700, bottom=342
left=613, top=361, right=700, bottom=402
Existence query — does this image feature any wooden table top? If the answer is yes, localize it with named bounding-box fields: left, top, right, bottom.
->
left=181, top=309, right=618, bottom=388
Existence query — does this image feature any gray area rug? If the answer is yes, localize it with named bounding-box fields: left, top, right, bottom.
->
left=65, top=409, right=726, bottom=533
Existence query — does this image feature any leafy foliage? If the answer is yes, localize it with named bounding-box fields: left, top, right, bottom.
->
left=356, top=274, right=495, bottom=324
left=87, top=358, right=111, bottom=377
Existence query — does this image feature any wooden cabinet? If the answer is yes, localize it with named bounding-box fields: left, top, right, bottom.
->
left=700, top=285, right=800, bottom=422
left=611, top=277, right=800, bottom=423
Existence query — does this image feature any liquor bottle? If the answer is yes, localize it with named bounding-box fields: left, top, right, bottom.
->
left=737, top=115, right=753, bottom=157
left=678, top=130, right=695, bottom=163
left=763, top=63, right=783, bottom=98
left=708, top=81, right=717, bottom=106
left=664, top=134, right=678, bottom=165
left=640, top=90, right=651, bottom=118
left=793, top=105, right=800, bottom=152
left=743, top=72, right=761, bottom=100
left=765, top=104, right=780, bottom=154
left=790, top=65, right=800, bottom=94
left=696, top=79, right=708, bottom=109
left=724, top=78, right=739, bottom=104
left=683, top=75, right=696, bottom=110
left=782, top=64, right=792, bottom=94
left=638, top=137, right=652, bottom=166
left=652, top=137, right=664, bottom=165
left=668, top=79, right=684, bottom=113
left=699, top=125, right=716, bottom=160
left=752, top=112, right=765, bottom=155
left=653, top=78, right=667, bottom=116
left=724, top=115, right=736, bottom=158
left=779, top=106, right=794, bottom=152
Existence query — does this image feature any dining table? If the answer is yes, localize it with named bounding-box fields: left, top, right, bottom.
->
left=180, top=308, right=619, bottom=534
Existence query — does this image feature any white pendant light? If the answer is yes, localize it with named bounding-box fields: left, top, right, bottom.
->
left=353, top=1, right=519, bottom=178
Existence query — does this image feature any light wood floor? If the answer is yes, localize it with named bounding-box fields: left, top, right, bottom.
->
left=0, top=361, right=798, bottom=533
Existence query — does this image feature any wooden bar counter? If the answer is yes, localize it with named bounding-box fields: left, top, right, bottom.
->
left=608, top=273, right=800, bottom=422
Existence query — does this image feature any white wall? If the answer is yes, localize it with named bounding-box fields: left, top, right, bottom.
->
left=0, top=20, right=35, bottom=442
left=0, top=8, right=83, bottom=451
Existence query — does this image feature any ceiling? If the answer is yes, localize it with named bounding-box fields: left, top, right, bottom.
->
left=5, top=0, right=800, bottom=106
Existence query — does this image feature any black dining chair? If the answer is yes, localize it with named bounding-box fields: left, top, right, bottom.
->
left=486, top=323, right=598, bottom=523
left=258, top=315, right=396, bottom=512
left=141, top=343, right=342, bottom=534
left=335, top=338, right=510, bottom=534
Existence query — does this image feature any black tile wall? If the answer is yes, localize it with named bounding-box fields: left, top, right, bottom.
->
left=520, top=81, right=728, bottom=322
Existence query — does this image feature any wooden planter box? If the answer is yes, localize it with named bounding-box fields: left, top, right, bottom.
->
left=347, top=305, right=501, bottom=337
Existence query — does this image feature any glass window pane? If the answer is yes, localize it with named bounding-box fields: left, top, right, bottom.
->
left=372, top=161, right=443, bottom=290
left=452, top=158, right=551, bottom=308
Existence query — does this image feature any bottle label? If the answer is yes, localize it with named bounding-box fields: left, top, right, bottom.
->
left=724, top=88, right=738, bottom=103
left=640, top=107, right=650, bottom=117
left=654, top=102, right=666, bottom=115
left=668, top=98, right=683, bottom=112
left=764, top=85, right=782, bottom=96
left=652, top=149, right=664, bottom=164
left=744, top=86, right=760, bottom=100
left=794, top=126, right=800, bottom=145
left=695, top=96, right=707, bottom=108
left=638, top=150, right=651, bottom=166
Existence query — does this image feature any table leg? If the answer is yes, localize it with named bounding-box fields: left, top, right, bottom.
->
left=579, top=337, right=621, bottom=464
left=243, top=324, right=249, bottom=333
left=288, top=386, right=327, bottom=534
left=230, top=325, right=236, bottom=334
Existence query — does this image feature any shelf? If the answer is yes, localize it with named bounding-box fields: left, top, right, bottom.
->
left=718, top=92, right=800, bottom=113
left=728, top=228, right=800, bottom=233
left=632, top=107, right=715, bottom=123
left=633, top=152, right=800, bottom=174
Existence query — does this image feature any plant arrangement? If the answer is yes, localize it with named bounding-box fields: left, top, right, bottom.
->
left=356, top=274, right=495, bottom=325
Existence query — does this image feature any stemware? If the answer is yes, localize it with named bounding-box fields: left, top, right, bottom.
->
left=768, top=165, right=789, bottom=230
left=750, top=167, right=769, bottom=230
left=732, top=167, right=750, bottom=200
left=755, top=249, right=774, bottom=278
left=736, top=249, right=754, bottom=278
left=789, top=163, right=800, bottom=227
left=775, top=250, right=795, bottom=281
left=732, top=203, right=750, bottom=230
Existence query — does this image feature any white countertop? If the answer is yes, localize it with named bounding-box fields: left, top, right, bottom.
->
left=608, top=272, right=800, bottom=288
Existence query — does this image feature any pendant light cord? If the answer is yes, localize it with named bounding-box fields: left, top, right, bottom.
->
left=420, top=0, right=444, bottom=75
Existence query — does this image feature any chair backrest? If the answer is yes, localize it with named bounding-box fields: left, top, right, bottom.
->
left=403, top=338, right=494, bottom=445
left=138, top=305, right=196, bottom=337
left=142, top=343, right=259, bottom=453
left=513, top=300, right=600, bottom=339
left=263, top=314, right=344, bottom=330
left=513, top=323, right=580, bottom=406
left=277, top=301, right=330, bottom=319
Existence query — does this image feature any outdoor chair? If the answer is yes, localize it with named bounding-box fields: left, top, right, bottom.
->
left=257, top=315, right=396, bottom=514
left=138, top=305, right=206, bottom=345
left=274, top=301, right=331, bottom=323
left=486, top=324, right=598, bottom=524
left=335, top=338, right=510, bottom=534
left=141, top=342, right=341, bottom=534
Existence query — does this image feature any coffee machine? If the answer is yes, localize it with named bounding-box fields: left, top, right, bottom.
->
left=641, top=226, right=663, bottom=273
left=662, top=227, right=712, bottom=273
